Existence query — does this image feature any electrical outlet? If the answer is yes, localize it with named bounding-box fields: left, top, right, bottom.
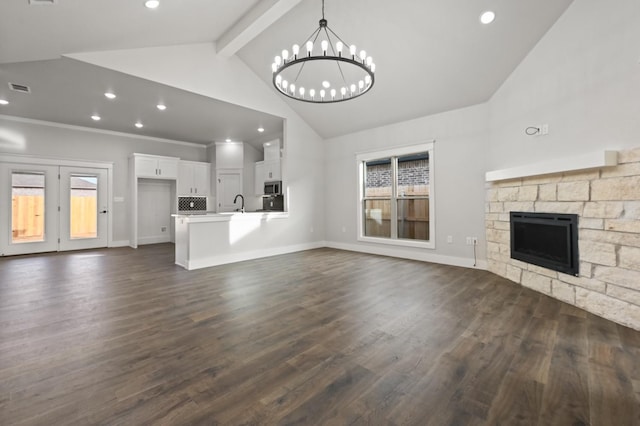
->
left=472, top=237, right=478, bottom=245
left=466, top=237, right=472, bottom=245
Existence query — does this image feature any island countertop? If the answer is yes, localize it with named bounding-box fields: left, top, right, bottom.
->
left=172, top=211, right=288, bottom=223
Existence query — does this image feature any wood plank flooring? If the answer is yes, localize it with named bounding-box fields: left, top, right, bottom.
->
left=1, top=244, right=639, bottom=425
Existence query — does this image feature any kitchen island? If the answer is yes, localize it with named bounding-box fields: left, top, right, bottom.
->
left=172, top=212, right=290, bottom=270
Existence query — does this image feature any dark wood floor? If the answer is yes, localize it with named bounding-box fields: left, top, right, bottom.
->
left=1, top=245, right=639, bottom=425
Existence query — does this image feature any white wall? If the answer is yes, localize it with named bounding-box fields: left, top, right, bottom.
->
left=324, top=103, right=489, bottom=268
left=488, top=0, right=640, bottom=170
left=69, top=43, right=325, bottom=248
left=0, top=116, right=205, bottom=243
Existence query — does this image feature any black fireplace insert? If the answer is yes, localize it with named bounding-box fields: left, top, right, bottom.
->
left=510, top=211, right=579, bottom=276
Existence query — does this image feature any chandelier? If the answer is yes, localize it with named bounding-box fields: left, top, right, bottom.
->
left=271, top=0, right=376, bottom=103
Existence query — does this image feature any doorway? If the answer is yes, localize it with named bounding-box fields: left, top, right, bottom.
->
left=0, top=162, right=110, bottom=256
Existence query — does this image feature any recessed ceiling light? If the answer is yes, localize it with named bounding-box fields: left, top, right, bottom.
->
left=91, top=115, right=101, bottom=121
left=225, top=138, right=232, bottom=143
left=0, top=99, right=8, bottom=105
left=480, top=11, right=495, bottom=25
left=104, top=92, right=116, bottom=99
left=135, top=122, right=144, bottom=128
left=258, top=127, right=265, bottom=133
left=322, top=81, right=331, bottom=88
left=156, top=104, right=167, bottom=111
left=144, top=0, right=159, bottom=9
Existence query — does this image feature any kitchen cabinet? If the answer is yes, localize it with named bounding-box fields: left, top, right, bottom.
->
left=254, top=161, right=265, bottom=195
left=178, top=161, right=210, bottom=195
left=264, top=160, right=281, bottom=181
left=262, top=140, right=281, bottom=182
left=134, top=154, right=178, bottom=179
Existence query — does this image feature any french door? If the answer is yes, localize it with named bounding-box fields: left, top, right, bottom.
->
left=59, top=167, right=108, bottom=251
left=0, top=163, right=109, bottom=256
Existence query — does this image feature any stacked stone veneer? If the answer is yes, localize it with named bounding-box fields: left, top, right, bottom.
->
left=486, top=147, right=640, bottom=330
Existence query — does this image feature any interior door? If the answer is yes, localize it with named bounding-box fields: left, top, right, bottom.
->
left=0, top=163, right=59, bottom=256
left=59, top=167, right=108, bottom=251
left=217, top=171, right=242, bottom=212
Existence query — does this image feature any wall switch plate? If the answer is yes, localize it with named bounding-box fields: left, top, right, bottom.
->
left=541, top=124, right=549, bottom=135
left=447, top=235, right=453, bottom=243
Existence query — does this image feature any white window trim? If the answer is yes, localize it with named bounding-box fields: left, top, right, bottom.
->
left=356, top=141, right=435, bottom=249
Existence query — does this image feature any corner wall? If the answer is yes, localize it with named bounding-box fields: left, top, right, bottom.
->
left=487, top=0, right=640, bottom=329
left=486, top=147, right=640, bottom=329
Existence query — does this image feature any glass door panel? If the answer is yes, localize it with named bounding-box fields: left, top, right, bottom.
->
left=11, top=172, right=46, bottom=243
left=69, top=175, right=98, bottom=239
left=1, top=164, right=58, bottom=256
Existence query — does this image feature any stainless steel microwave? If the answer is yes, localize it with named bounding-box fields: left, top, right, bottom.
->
left=264, top=180, right=282, bottom=195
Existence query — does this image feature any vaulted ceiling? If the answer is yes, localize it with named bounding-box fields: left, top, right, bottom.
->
left=0, top=0, right=573, bottom=143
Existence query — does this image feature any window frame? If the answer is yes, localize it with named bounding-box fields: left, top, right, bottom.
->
left=356, top=141, right=435, bottom=249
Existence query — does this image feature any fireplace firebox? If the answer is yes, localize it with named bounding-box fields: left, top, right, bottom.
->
left=510, top=212, right=579, bottom=276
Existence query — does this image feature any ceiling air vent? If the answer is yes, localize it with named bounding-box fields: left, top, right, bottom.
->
left=9, top=83, right=31, bottom=93
left=28, top=0, right=57, bottom=5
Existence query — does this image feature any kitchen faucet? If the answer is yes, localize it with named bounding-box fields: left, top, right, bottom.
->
left=233, top=194, right=245, bottom=213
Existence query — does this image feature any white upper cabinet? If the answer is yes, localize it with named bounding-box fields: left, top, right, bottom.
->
left=254, top=161, right=265, bottom=195
left=134, top=154, right=178, bottom=179
left=263, top=140, right=281, bottom=182
left=177, top=160, right=211, bottom=195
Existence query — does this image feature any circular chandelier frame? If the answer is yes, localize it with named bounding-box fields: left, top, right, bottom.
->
left=271, top=1, right=375, bottom=104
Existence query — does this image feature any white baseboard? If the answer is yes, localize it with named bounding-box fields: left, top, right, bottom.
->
left=325, top=241, right=488, bottom=270
left=109, top=240, right=130, bottom=248
left=138, top=235, right=171, bottom=245
left=185, top=241, right=326, bottom=270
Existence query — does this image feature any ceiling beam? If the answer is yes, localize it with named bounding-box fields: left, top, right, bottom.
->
left=217, top=0, right=302, bottom=57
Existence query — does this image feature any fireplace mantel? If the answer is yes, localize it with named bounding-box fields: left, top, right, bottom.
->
left=485, top=150, right=618, bottom=182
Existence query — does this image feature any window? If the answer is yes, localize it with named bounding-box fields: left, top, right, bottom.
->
left=357, top=142, right=434, bottom=249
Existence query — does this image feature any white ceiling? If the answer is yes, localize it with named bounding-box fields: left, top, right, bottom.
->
left=0, top=0, right=574, bottom=143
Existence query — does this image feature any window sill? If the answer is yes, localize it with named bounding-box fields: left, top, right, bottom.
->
left=358, top=235, right=435, bottom=250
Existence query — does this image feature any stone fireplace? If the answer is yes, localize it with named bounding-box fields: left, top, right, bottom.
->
left=485, top=147, right=640, bottom=330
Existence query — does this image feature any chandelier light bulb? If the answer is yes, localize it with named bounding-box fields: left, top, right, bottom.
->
left=275, top=55, right=282, bottom=66
left=290, top=84, right=296, bottom=95
left=320, top=89, right=326, bottom=99
left=306, top=41, right=313, bottom=56
left=282, top=80, right=288, bottom=89
left=336, top=41, right=343, bottom=56
left=350, top=84, right=356, bottom=94
left=276, top=75, right=282, bottom=85
left=366, top=56, right=373, bottom=66
left=282, top=49, right=289, bottom=61
left=321, top=40, right=328, bottom=55
left=292, top=44, right=300, bottom=58
left=271, top=63, right=277, bottom=73
left=299, top=87, right=305, bottom=97
left=309, top=89, right=315, bottom=99
left=358, top=80, right=364, bottom=90
left=341, top=87, right=347, bottom=98
left=365, top=75, right=372, bottom=85
left=359, top=50, right=366, bottom=61
left=371, top=63, right=376, bottom=73
left=330, top=89, right=336, bottom=99
left=350, top=45, right=357, bottom=57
